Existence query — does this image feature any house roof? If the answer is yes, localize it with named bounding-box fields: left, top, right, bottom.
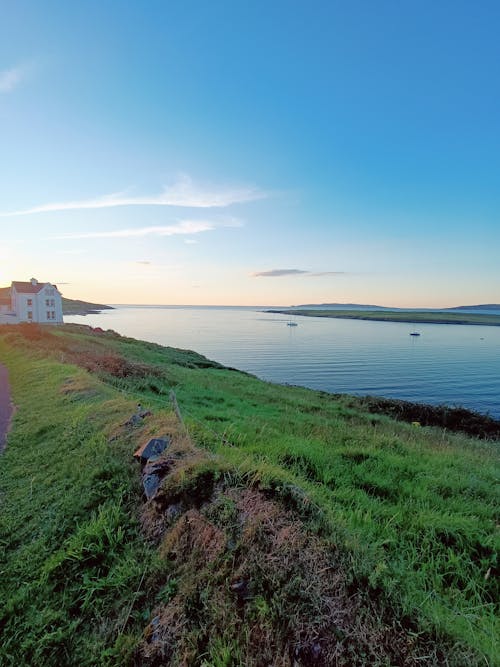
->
left=12, top=281, right=46, bottom=294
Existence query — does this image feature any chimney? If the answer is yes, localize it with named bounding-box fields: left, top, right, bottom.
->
left=30, top=277, right=38, bottom=285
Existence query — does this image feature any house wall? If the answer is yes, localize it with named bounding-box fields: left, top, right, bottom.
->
left=11, top=289, right=36, bottom=322
left=36, top=285, right=64, bottom=324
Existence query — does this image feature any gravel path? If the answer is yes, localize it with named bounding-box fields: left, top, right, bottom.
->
left=0, top=363, right=13, bottom=453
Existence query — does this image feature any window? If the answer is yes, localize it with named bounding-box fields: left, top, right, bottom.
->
left=27, top=311, right=33, bottom=320
left=51, top=311, right=55, bottom=319
left=51, top=299, right=55, bottom=307
left=47, top=311, right=51, bottom=319
left=27, top=298, right=32, bottom=306
left=46, top=299, right=50, bottom=306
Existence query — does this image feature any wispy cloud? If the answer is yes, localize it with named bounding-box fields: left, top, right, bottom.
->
left=54, top=220, right=216, bottom=240
left=0, top=175, right=266, bottom=217
left=253, top=269, right=346, bottom=278
left=0, top=64, right=28, bottom=93
left=253, top=269, right=309, bottom=278
left=136, top=260, right=151, bottom=265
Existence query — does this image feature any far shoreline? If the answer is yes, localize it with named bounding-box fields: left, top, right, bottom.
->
left=267, top=308, right=500, bottom=327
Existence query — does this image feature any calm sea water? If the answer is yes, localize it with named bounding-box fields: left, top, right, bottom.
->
left=66, top=306, right=500, bottom=419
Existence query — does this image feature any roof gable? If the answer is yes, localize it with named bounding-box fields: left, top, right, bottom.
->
left=12, top=281, right=45, bottom=294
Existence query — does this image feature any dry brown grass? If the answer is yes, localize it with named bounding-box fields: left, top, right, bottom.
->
left=5, top=323, right=165, bottom=380
left=70, top=350, right=164, bottom=379
left=161, top=509, right=227, bottom=564
left=137, top=456, right=447, bottom=666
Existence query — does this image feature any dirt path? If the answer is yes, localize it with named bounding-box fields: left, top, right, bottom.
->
left=0, top=363, right=13, bottom=452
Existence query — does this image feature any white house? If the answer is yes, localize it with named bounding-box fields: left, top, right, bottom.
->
left=0, top=278, right=64, bottom=324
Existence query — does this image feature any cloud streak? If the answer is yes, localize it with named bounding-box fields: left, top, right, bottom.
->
left=54, top=220, right=217, bottom=240
left=253, top=269, right=346, bottom=278
left=253, top=269, right=309, bottom=277
left=0, top=175, right=266, bottom=216
left=0, top=64, right=28, bottom=93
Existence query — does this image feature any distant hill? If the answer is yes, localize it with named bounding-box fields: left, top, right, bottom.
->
left=293, top=303, right=393, bottom=310
left=62, top=297, right=114, bottom=315
left=293, top=302, right=500, bottom=312
left=445, top=304, right=500, bottom=311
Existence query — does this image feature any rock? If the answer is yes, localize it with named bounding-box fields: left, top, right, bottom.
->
left=144, top=615, right=161, bottom=644
left=125, top=414, right=142, bottom=427
left=294, top=641, right=322, bottom=663
left=311, top=642, right=322, bottom=660
left=165, top=502, right=183, bottom=522
left=134, top=437, right=170, bottom=465
left=230, top=579, right=252, bottom=601
left=124, top=406, right=153, bottom=428
left=142, top=459, right=171, bottom=499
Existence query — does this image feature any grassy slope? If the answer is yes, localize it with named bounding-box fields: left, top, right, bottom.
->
left=0, top=340, right=170, bottom=666
left=269, top=309, right=500, bottom=326
left=0, top=325, right=498, bottom=665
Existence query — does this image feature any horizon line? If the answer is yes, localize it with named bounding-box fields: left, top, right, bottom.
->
left=66, top=302, right=500, bottom=310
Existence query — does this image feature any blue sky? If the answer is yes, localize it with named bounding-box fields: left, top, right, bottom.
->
left=1, top=1, right=499, bottom=306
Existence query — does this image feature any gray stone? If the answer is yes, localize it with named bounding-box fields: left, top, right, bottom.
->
left=134, top=437, right=170, bottom=465
left=142, top=459, right=171, bottom=499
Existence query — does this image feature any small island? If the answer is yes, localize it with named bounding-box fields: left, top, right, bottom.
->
left=268, top=308, right=500, bottom=326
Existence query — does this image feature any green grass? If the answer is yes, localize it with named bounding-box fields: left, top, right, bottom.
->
left=170, top=367, right=499, bottom=660
left=0, top=325, right=498, bottom=665
left=0, top=342, right=170, bottom=666
left=269, top=308, right=500, bottom=326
